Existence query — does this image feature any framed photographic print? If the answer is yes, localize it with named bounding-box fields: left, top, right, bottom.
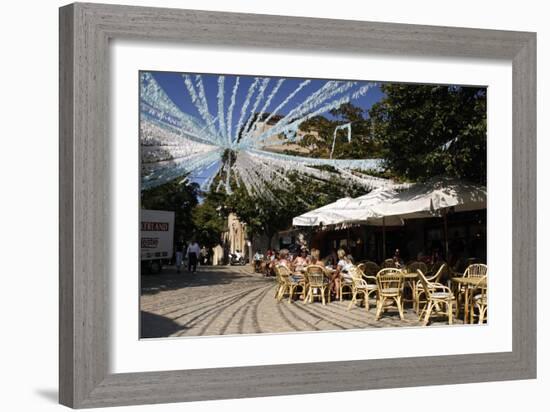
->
left=59, top=2, right=536, bottom=408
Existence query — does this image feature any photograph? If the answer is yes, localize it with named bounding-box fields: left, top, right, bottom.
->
left=139, top=70, right=488, bottom=339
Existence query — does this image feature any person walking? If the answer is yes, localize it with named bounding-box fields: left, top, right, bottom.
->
left=175, top=238, right=185, bottom=273
left=200, top=246, right=208, bottom=265
left=186, top=239, right=200, bottom=273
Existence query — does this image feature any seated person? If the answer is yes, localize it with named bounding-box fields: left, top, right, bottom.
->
left=333, top=248, right=354, bottom=298
left=278, top=249, right=303, bottom=283
left=277, top=249, right=291, bottom=268
left=292, top=247, right=310, bottom=272
left=309, top=248, right=325, bottom=267
left=392, top=248, right=404, bottom=268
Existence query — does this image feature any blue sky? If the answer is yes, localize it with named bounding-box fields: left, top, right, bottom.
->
left=148, top=71, right=385, bottom=133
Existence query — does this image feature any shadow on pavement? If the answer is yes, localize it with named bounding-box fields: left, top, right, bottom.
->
left=141, top=265, right=269, bottom=296
left=140, top=310, right=187, bottom=338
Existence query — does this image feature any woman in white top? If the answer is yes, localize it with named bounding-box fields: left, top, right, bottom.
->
left=333, top=248, right=353, bottom=299
left=186, top=240, right=200, bottom=273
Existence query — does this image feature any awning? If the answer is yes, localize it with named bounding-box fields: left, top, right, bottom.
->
left=292, top=178, right=486, bottom=228
left=292, top=187, right=405, bottom=228
left=368, top=178, right=486, bottom=219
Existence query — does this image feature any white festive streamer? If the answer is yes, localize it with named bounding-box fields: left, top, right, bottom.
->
left=261, top=79, right=311, bottom=128
left=250, top=81, right=356, bottom=148
left=234, top=78, right=260, bottom=142
left=194, top=75, right=220, bottom=141
left=216, top=75, right=227, bottom=141
left=141, top=73, right=218, bottom=143
left=241, top=78, right=285, bottom=145
left=330, top=123, right=352, bottom=159
left=241, top=78, right=270, bottom=140
left=226, top=76, right=240, bottom=146
left=141, top=73, right=393, bottom=200
left=182, top=74, right=219, bottom=144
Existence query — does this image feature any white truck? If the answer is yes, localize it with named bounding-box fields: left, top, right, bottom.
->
left=140, top=209, right=175, bottom=274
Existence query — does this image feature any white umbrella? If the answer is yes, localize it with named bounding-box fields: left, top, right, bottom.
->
left=369, top=178, right=487, bottom=257
left=292, top=187, right=405, bottom=228
left=293, top=178, right=486, bottom=259
left=291, top=197, right=356, bottom=227
left=369, top=178, right=486, bottom=219
left=292, top=187, right=405, bottom=259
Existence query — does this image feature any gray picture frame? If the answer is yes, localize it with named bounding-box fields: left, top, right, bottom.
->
left=59, top=2, right=536, bottom=408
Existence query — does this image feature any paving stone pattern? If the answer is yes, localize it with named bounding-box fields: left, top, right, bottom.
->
left=140, top=265, right=464, bottom=338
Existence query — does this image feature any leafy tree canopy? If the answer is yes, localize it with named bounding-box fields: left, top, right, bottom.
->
left=191, top=191, right=228, bottom=248
left=296, top=103, right=383, bottom=159
left=368, top=84, right=487, bottom=184
left=140, top=176, right=200, bottom=241
left=218, top=171, right=367, bottom=243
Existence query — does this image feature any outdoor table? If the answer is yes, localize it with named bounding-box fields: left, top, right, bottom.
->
left=401, top=271, right=418, bottom=307
left=401, top=271, right=418, bottom=279
left=451, top=277, right=487, bottom=323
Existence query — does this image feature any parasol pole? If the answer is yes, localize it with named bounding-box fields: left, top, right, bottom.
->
left=382, top=217, right=387, bottom=260
left=443, top=208, right=449, bottom=260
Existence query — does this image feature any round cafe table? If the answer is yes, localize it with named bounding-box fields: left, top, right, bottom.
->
left=451, top=277, right=487, bottom=323
left=401, top=271, right=418, bottom=307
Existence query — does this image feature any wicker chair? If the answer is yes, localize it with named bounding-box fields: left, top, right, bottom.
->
left=339, top=270, right=354, bottom=301
left=465, top=263, right=487, bottom=278
left=274, top=264, right=304, bottom=303
left=375, top=268, right=404, bottom=320
left=457, top=263, right=488, bottom=315
left=414, top=263, right=448, bottom=314
left=347, top=267, right=378, bottom=311
left=304, top=265, right=331, bottom=305
left=417, top=269, right=455, bottom=325
left=466, top=257, right=482, bottom=267
left=406, top=261, right=428, bottom=275
left=403, top=261, right=428, bottom=307
left=274, top=265, right=283, bottom=298
left=429, top=260, right=451, bottom=286
left=382, top=258, right=397, bottom=268
left=469, top=275, right=488, bottom=324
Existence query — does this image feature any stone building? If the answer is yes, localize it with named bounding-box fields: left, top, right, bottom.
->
left=212, top=213, right=251, bottom=265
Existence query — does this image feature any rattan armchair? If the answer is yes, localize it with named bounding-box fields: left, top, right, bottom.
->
left=403, top=261, right=428, bottom=308
left=469, top=275, right=488, bottom=324
left=465, top=263, right=487, bottom=278
left=407, top=261, right=428, bottom=274
left=304, top=264, right=331, bottom=305
left=414, top=263, right=448, bottom=314
left=416, top=269, right=455, bottom=325
left=456, top=263, right=487, bottom=315
left=274, top=264, right=304, bottom=303
left=274, top=264, right=284, bottom=299
left=339, top=270, right=354, bottom=301
left=347, top=267, right=377, bottom=311
left=375, top=268, right=404, bottom=320
left=382, top=258, right=397, bottom=268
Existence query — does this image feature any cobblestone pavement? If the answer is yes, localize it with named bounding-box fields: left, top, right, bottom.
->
left=140, top=265, right=464, bottom=338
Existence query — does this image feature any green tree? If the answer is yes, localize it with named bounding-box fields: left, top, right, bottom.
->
left=192, top=191, right=228, bottom=248
left=369, top=84, right=487, bottom=184
left=297, top=104, right=383, bottom=159
left=221, top=172, right=367, bottom=245
left=140, top=177, right=200, bottom=241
